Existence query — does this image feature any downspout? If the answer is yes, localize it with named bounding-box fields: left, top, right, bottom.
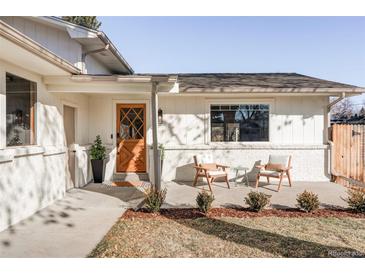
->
left=81, top=44, right=110, bottom=73
left=327, top=92, right=346, bottom=179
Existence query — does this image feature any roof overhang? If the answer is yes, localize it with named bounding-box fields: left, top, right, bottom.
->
left=28, top=17, right=134, bottom=75
left=178, top=87, right=365, bottom=94
left=43, top=74, right=178, bottom=94
left=0, top=20, right=81, bottom=76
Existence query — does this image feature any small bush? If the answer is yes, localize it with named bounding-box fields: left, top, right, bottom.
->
left=196, top=190, right=215, bottom=214
left=346, top=190, right=365, bottom=213
left=296, top=190, right=320, bottom=212
left=244, top=191, right=271, bottom=212
left=145, top=186, right=167, bottom=213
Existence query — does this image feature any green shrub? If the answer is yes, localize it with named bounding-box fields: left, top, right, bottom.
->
left=196, top=190, right=215, bottom=214
left=346, top=190, right=365, bottom=213
left=244, top=191, right=271, bottom=212
left=145, top=186, right=167, bottom=213
left=90, top=135, right=106, bottom=160
left=296, top=190, right=320, bottom=212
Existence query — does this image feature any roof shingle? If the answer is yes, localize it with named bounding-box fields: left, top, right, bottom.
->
left=137, top=73, right=363, bottom=93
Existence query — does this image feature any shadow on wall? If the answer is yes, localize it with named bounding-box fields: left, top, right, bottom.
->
left=0, top=103, right=69, bottom=241
left=159, top=111, right=208, bottom=146
left=172, top=156, right=262, bottom=183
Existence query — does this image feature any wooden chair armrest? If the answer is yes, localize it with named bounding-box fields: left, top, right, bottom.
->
left=194, top=165, right=208, bottom=171
left=216, top=164, right=229, bottom=168
left=255, top=165, right=266, bottom=169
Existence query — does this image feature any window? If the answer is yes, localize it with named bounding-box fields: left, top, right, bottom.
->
left=6, top=73, right=37, bottom=146
left=210, top=104, right=269, bottom=142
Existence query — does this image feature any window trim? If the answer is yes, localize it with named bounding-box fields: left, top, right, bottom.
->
left=205, top=98, right=275, bottom=144
left=5, top=72, right=37, bottom=147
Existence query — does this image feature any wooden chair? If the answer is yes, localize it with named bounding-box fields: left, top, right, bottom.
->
left=193, top=155, right=230, bottom=192
left=255, top=155, right=292, bottom=191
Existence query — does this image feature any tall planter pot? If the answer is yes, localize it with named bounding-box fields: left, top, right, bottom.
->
left=91, top=159, right=105, bottom=183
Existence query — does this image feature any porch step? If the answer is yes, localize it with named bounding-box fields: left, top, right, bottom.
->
left=113, top=173, right=150, bottom=182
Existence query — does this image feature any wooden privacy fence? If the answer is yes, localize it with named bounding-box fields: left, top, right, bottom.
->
left=331, top=124, right=365, bottom=189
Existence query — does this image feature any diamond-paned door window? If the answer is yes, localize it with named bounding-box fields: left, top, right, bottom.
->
left=120, top=107, right=144, bottom=139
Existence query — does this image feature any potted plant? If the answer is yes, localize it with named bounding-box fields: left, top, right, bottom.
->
left=90, top=135, right=106, bottom=183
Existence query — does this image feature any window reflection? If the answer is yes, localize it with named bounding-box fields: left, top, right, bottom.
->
left=6, top=73, right=37, bottom=146
left=211, top=104, right=269, bottom=142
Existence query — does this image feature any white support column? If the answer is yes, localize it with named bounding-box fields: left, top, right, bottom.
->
left=151, top=81, right=161, bottom=190
left=0, top=67, right=6, bottom=149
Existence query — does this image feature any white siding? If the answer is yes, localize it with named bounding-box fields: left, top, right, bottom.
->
left=0, top=60, right=90, bottom=231
left=88, top=94, right=152, bottom=181
left=85, top=55, right=111, bottom=75
left=158, top=95, right=329, bottom=182
left=158, top=96, right=327, bottom=146
left=1, top=17, right=113, bottom=75
left=1, top=17, right=82, bottom=68
left=85, top=93, right=330, bottom=182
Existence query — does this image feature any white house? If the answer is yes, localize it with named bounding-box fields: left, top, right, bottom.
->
left=0, top=16, right=363, bottom=231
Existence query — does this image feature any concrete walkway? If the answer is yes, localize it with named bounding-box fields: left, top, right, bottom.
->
left=0, top=188, right=127, bottom=257
left=163, top=180, right=349, bottom=209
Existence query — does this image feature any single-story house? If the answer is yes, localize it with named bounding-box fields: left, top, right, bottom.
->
left=0, top=16, right=364, bottom=231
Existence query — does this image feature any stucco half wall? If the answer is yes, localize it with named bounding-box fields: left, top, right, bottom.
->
left=162, top=145, right=329, bottom=182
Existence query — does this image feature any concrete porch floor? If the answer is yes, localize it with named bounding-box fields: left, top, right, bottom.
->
left=162, top=180, right=349, bottom=209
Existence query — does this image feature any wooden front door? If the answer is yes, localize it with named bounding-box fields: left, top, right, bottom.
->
left=116, top=104, right=146, bottom=172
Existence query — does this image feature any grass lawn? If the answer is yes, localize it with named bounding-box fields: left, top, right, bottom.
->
left=89, top=213, right=365, bottom=258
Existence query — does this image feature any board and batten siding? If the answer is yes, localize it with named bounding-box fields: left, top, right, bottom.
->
left=158, top=95, right=329, bottom=182
left=0, top=17, right=112, bottom=75
left=158, top=96, right=327, bottom=145
left=1, top=17, right=82, bottom=69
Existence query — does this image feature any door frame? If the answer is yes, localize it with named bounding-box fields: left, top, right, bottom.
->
left=62, top=101, right=78, bottom=190
left=112, top=99, right=150, bottom=174
left=62, top=100, right=79, bottom=144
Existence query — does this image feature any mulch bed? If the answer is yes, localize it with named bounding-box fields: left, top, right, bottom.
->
left=122, top=208, right=365, bottom=219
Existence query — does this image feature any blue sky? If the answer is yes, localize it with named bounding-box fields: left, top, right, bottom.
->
left=99, top=16, right=365, bottom=104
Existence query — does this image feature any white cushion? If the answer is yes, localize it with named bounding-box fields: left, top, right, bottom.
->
left=207, top=170, right=226, bottom=176
left=259, top=170, right=281, bottom=177
left=268, top=155, right=290, bottom=167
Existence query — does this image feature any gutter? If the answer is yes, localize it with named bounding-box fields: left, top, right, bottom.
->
left=327, top=92, right=346, bottom=112
left=0, top=20, right=81, bottom=75
left=41, top=17, right=134, bottom=74
left=97, top=32, right=134, bottom=74
left=81, top=44, right=110, bottom=74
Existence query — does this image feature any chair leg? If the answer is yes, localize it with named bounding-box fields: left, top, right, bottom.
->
left=287, top=170, right=292, bottom=187
left=267, top=177, right=270, bottom=183
left=207, top=177, right=213, bottom=192
left=277, top=173, right=284, bottom=192
left=225, top=175, right=230, bottom=189
left=255, top=174, right=260, bottom=188
left=193, top=173, right=198, bottom=187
